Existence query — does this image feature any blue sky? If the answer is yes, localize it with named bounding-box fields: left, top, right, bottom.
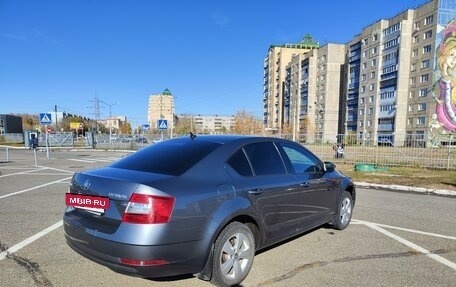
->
left=0, top=0, right=426, bottom=127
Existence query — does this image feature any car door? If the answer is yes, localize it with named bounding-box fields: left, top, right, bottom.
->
left=277, top=142, right=338, bottom=229
left=227, top=141, right=304, bottom=242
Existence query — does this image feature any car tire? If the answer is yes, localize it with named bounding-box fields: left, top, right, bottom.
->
left=210, top=222, right=255, bottom=287
left=330, top=191, right=353, bottom=230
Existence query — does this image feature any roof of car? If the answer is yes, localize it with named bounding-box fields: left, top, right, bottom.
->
left=172, top=134, right=285, bottom=145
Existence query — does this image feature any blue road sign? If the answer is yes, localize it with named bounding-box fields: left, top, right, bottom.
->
left=157, top=119, right=168, bottom=130
left=39, top=113, right=52, bottom=124
left=142, top=124, right=150, bottom=131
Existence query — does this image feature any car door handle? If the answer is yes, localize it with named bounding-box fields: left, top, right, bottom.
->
left=248, top=188, right=263, bottom=195
left=300, top=182, right=310, bottom=187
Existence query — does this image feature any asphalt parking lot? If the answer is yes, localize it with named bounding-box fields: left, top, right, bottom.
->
left=0, top=148, right=455, bottom=287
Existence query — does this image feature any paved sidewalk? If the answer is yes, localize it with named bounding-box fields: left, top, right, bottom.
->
left=356, top=181, right=456, bottom=197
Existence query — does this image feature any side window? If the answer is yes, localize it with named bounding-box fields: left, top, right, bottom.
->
left=227, top=149, right=253, bottom=176
left=279, top=143, right=322, bottom=173
left=244, top=142, right=286, bottom=176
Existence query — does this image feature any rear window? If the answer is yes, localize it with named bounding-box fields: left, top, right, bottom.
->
left=111, top=139, right=221, bottom=175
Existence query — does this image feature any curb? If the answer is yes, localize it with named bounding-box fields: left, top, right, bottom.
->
left=355, top=181, right=456, bottom=197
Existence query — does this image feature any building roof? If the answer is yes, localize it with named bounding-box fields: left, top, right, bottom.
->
left=162, top=88, right=172, bottom=95
left=269, top=33, right=319, bottom=50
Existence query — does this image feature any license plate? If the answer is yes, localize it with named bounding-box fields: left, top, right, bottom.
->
left=65, top=193, right=110, bottom=212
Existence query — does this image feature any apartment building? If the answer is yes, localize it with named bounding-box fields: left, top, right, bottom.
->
left=263, top=34, right=319, bottom=133
left=177, top=114, right=235, bottom=134
left=265, top=0, right=456, bottom=146
left=148, top=88, right=175, bottom=131
left=284, top=44, right=346, bottom=143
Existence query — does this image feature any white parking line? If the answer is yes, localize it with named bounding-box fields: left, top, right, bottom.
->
left=355, top=220, right=456, bottom=271
left=0, top=167, right=47, bottom=178
left=0, top=221, right=62, bottom=261
left=68, top=158, right=115, bottom=163
left=67, top=158, right=95, bottom=163
left=0, top=177, right=72, bottom=200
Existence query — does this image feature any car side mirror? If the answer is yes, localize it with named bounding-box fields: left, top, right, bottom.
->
left=324, top=161, right=336, bottom=172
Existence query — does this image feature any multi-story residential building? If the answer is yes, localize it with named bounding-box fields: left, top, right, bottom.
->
left=148, top=88, right=175, bottom=131
left=98, top=116, right=127, bottom=132
left=265, top=0, right=456, bottom=146
left=263, top=34, right=319, bottom=133
left=284, top=44, right=345, bottom=143
left=178, top=114, right=235, bottom=134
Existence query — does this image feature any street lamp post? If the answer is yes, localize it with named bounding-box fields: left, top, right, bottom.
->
left=101, top=101, right=118, bottom=144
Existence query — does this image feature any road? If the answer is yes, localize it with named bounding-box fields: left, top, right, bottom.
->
left=0, top=148, right=455, bottom=287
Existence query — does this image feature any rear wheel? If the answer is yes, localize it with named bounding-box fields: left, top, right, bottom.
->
left=210, top=222, right=255, bottom=287
left=331, top=191, right=353, bottom=230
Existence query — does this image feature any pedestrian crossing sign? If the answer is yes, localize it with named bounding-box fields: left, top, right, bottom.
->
left=157, top=119, right=168, bottom=130
left=39, top=113, right=52, bottom=124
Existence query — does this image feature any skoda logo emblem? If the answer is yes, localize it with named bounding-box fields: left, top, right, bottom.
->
left=83, top=179, right=91, bottom=191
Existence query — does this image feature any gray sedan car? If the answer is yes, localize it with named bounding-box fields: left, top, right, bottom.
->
left=63, top=135, right=355, bottom=287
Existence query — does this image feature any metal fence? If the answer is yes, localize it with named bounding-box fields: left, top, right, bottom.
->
left=1, top=131, right=454, bottom=170
left=287, top=133, right=456, bottom=170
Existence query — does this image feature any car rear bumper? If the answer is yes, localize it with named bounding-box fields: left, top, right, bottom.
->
left=63, top=219, right=207, bottom=278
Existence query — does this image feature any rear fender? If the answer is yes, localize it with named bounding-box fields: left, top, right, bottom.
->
left=197, top=196, right=258, bottom=279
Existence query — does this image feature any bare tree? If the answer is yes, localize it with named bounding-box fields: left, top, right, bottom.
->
left=232, top=110, right=263, bottom=135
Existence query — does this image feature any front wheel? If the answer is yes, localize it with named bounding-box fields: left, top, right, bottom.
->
left=210, top=222, right=255, bottom=287
left=330, top=191, right=353, bottom=230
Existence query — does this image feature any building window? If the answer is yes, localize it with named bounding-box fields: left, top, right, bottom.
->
left=424, top=30, right=433, bottom=39
left=414, top=22, right=420, bottom=30
left=409, top=91, right=415, bottom=98
left=362, top=51, right=367, bottom=58
left=411, top=77, right=416, bottom=84
left=369, top=107, right=373, bottom=115
left=372, top=47, right=378, bottom=55
left=417, top=116, right=426, bottom=125
left=362, top=74, right=366, bottom=81
left=359, top=120, right=364, bottom=127
left=367, top=120, right=372, bottom=127
left=418, top=103, right=426, bottom=111
left=411, top=63, right=417, bottom=71
left=359, top=109, right=364, bottom=116
left=424, top=15, right=433, bottom=25
left=373, top=34, right=378, bottom=41
left=419, top=88, right=428, bottom=97
left=370, top=72, right=375, bottom=79
left=413, top=35, right=419, bottom=44
left=384, top=38, right=399, bottom=49
left=371, top=59, right=377, bottom=67
left=369, top=84, right=375, bottom=91
left=380, top=105, right=394, bottom=111
left=361, top=86, right=366, bottom=93
left=360, top=97, right=365, bottom=104
left=420, top=74, right=429, bottom=82
left=369, top=96, right=374, bottom=103
left=363, top=62, right=367, bottom=69
left=412, top=49, right=418, bottom=57
left=383, top=23, right=401, bottom=35
left=408, top=105, right=413, bottom=112
left=421, top=59, right=430, bottom=69
left=423, top=44, right=432, bottom=53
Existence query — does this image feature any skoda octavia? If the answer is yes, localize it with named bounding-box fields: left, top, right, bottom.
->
left=63, top=135, right=355, bottom=287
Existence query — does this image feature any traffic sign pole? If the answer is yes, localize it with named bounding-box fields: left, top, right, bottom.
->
left=45, top=124, right=50, bottom=159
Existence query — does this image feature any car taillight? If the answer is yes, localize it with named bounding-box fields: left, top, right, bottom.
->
left=122, top=193, right=175, bottom=224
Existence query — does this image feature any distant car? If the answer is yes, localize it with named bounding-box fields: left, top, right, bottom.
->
left=135, top=137, right=148, bottom=143
left=378, top=137, right=393, bottom=146
left=121, top=136, right=133, bottom=143
left=152, top=138, right=162, bottom=144
left=63, top=135, right=355, bottom=286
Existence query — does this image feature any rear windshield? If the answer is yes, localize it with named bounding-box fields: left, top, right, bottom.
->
left=111, top=139, right=221, bottom=175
